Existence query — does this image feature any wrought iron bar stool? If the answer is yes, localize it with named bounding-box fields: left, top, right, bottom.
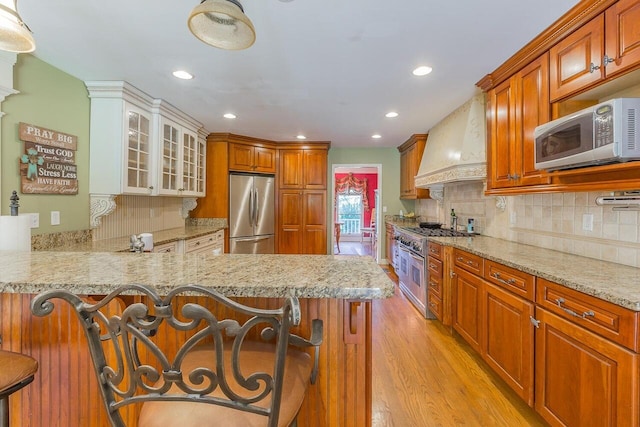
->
left=31, top=284, right=322, bottom=427
left=0, top=350, right=38, bottom=427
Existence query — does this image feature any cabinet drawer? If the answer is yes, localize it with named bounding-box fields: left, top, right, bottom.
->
left=427, top=256, right=443, bottom=278
left=454, top=249, right=483, bottom=276
left=428, top=291, right=443, bottom=321
left=484, top=260, right=535, bottom=302
left=428, top=273, right=442, bottom=298
left=427, top=241, right=442, bottom=260
left=153, top=241, right=179, bottom=253
left=185, top=231, right=224, bottom=254
left=536, top=278, right=639, bottom=352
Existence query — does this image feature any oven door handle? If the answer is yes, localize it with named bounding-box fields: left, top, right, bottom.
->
left=409, top=252, right=424, bottom=262
left=399, top=246, right=410, bottom=254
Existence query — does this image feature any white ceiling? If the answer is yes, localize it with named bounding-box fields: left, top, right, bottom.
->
left=19, top=0, right=580, bottom=148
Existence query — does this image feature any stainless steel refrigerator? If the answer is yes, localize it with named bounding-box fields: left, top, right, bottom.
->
left=229, top=173, right=275, bottom=254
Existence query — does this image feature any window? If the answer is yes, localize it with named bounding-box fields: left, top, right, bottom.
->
left=337, top=193, right=362, bottom=235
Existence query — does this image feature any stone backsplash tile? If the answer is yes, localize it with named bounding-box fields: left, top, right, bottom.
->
left=32, top=229, right=92, bottom=251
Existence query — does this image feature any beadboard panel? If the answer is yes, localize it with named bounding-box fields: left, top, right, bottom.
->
left=93, top=196, right=186, bottom=241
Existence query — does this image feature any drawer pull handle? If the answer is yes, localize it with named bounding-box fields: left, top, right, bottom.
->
left=467, top=261, right=474, bottom=266
left=429, top=264, right=437, bottom=269
left=491, top=272, right=516, bottom=285
left=555, top=298, right=595, bottom=319
left=456, top=257, right=464, bottom=261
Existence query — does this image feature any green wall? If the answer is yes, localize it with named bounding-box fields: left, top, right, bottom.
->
left=1, top=54, right=90, bottom=233
left=328, top=147, right=413, bottom=259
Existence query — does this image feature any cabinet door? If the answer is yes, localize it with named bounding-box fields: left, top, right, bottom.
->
left=399, top=149, right=410, bottom=197
left=550, top=14, right=605, bottom=102
left=488, top=78, right=516, bottom=189
left=535, top=308, right=639, bottom=427
left=278, top=190, right=303, bottom=254
left=484, top=282, right=535, bottom=406
left=124, top=106, right=153, bottom=194
left=604, top=0, right=640, bottom=77
left=302, top=191, right=327, bottom=254
left=228, top=143, right=255, bottom=172
left=279, top=150, right=304, bottom=189
left=516, top=53, right=551, bottom=187
left=159, top=119, right=181, bottom=193
left=253, top=146, right=276, bottom=174
left=303, top=150, right=327, bottom=189
left=180, top=129, right=200, bottom=195
left=453, top=267, right=484, bottom=354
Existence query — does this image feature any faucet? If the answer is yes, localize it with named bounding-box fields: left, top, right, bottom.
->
left=130, top=234, right=146, bottom=253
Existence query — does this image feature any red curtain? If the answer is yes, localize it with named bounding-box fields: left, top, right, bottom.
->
left=335, top=173, right=369, bottom=211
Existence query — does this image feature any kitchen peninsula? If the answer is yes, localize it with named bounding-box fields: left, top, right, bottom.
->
left=0, top=251, right=394, bottom=427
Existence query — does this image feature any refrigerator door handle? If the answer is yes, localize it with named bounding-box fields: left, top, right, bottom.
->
left=248, top=187, right=255, bottom=227
left=254, top=187, right=259, bottom=227
left=233, top=236, right=271, bottom=242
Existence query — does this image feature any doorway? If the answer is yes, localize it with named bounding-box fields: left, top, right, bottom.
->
left=332, top=164, right=382, bottom=262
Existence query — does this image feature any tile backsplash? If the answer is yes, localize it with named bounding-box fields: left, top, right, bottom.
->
left=416, top=181, right=640, bottom=268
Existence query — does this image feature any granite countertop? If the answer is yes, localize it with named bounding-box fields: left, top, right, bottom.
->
left=53, top=225, right=226, bottom=252
left=0, top=252, right=394, bottom=299
left=425, top=234, right=640, bottom=311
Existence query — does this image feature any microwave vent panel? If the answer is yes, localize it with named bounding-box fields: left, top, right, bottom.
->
left=628, top=108, right=636, bottom=151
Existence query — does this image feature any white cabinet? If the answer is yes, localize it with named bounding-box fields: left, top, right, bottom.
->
left=86, top=81, right=205, bottom=198
left=154, top=101, right=206, bottom=197
left=184, top=230, right=224, bottom=254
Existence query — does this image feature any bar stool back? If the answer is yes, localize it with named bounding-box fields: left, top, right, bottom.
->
left=31, top=284, right=322, bottom=427
left=0, top=350, right=38, bottom=427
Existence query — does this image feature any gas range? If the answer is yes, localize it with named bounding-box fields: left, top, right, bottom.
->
left=395, top=227, right=471, bottom=257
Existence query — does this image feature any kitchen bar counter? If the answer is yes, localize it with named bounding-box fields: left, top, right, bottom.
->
left=1, top=250, right=392, bottom=427
left=0, top=252, right=394, bottom=298
left=426, top=234, right=640, bottom=311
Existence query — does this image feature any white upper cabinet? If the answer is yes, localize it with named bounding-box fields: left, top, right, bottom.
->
left=153, top=100, right=205, bottom=197
left=86, top=81, right=205, bottom=197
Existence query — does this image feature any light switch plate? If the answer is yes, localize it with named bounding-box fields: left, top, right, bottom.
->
left=21, top=213, right=39, bottom=228
left=51, top=211, right=60, bottom=225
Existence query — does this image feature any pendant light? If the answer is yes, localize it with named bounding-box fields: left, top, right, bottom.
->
left=0, top=0, right=35, bottom=53
left=188, top=0, right=255, bottom=50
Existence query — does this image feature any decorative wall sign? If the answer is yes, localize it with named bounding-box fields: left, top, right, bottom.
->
left=18, top=122, right=79, bottom=194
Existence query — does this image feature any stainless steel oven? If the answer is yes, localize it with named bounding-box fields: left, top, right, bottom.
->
left=395, top=226, right=470, bottom=319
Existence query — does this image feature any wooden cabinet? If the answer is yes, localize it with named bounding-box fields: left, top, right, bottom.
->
left=487, top=54, right=550, bottom=192
left=86, top=81, right=204, bottom=197
left=278, top=149, right=327, bottom=189
left=397, top=134, right=429, bottom=199
left=385, top=222, right=396, bottom=273
left=427, top=241, right=444, bottom=322
left=550, top=0, right=640, bottom=102
left=452, top=266, right=484, bottom=354
left=452, top=249, right=536, bottom=406
left=534, top=307, right=639, bottom=426
left=276, top=143, right=330, bottom=255
left=229, top=142, right=276, bottom=174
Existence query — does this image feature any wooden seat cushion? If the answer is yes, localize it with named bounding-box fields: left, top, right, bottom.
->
left=0, top=350, right=38, bottom=394
left=138, top=341, right=312, bottom=427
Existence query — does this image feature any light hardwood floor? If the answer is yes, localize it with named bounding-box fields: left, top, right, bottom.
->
left=372, top=271, right=548, bottom=426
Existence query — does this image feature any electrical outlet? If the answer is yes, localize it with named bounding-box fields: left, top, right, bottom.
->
left=51, top=211, right=60, bottom=225
left=582, top=213, right=594, bottom=231
left=21, top=213, right=39, bottom=228
left=383, top=206, right=387, bottom=213
left=509, top=211, right=517, bottom=225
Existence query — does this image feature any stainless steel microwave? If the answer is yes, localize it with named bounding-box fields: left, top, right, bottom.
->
left=534, top=98, right=640, bottom=171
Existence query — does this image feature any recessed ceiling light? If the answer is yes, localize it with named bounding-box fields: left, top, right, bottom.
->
left=385, top=112, right=398, bottom=118
left=296, top=134, right=307, bottom=140
left=172, top=70, right=194, bottom=80
left=223, top=113, right=236, bottom=119
left=372, top=134, right=382, bottom=139
left=412, top=66, right=433, bottom=76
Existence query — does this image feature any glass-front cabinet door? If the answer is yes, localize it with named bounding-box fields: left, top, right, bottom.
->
left=160, top=119, right=180, bottom=194
left=124, top=105, right=153, bottom=194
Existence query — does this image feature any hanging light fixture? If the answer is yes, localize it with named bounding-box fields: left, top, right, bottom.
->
left=0, top=0, right=35, bottom=53
left=188, top=0, right=255, bottom=50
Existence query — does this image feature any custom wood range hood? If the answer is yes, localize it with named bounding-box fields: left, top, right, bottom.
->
left=414, top=92, right=487, bottom=199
